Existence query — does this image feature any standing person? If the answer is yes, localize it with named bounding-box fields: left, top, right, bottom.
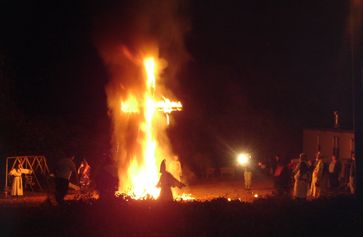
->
left=272, top=155, right=284, bottom=195
left=270, top=154, right=280, bottom=176
left=287, top=159, right=298, bottom=193
left=348, top=153, right=356, bottom=194
left=9, top=163, right=32, bottom=197
left=238, top=153, right=253, bottom=190
left=157, top=159, right=185, bottom=201
left=54, top=155, right=79, bottom=205
left=310, top=152, right=324, bottom=199
left=278, top=160, right=292, bottom=196
left=328, top=155, right=341, bottom=190
left=78, top=159, right=91, bottom=190
left=244, top=163, right=253, bottom=190
left=292, top=153, right=310, bottom=200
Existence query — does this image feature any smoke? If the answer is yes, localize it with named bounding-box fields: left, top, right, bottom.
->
left=94, top=0, right=190, bottom=82
left=93, top=0, right=190, bottom=195
left=93, top=0, right=190, bottom=116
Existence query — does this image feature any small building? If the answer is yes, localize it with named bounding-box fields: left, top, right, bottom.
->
left=303, top=128, right=354, bottom=161
left=303, top=128, right=354, bottom=180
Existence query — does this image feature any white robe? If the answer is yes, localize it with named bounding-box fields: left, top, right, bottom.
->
left=9, top=168, right=32, bottom=196
left=293, top=162, right=310, bottom=199
left=244, top=170, right=252, bottom=189
left=310, top=160, right=324, bottom=199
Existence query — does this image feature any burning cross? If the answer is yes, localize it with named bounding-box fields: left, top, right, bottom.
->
left=155, top=97, right=182, bottom=125
left=121, top=57, right=182, bottom=125
left=118, top=56, right=183, bottom=199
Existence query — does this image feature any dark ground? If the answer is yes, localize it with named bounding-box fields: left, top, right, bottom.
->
left=0, top=172, right=362, bottom=237
left=0, top=196, right=362, bottom=237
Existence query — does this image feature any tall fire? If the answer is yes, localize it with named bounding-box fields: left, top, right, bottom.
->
left=116, top=54, right=183, bottom=200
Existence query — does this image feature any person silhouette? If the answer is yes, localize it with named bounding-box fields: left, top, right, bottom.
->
left=54, top=155, right=79, bottom=205
left=157, top=159, right=185, bottom=201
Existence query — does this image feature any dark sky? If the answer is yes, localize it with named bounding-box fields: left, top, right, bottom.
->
left=0, top=0, right=353, bottom=169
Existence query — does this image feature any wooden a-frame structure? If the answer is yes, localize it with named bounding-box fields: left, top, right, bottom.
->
left=4, top=156, right=50, bottom=195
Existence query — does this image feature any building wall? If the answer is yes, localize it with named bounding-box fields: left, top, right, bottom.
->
left=303, top=128, right=354, bottom=184
left=303, top=129, right=354, bottom=163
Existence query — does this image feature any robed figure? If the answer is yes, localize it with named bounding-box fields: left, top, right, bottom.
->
left=293, top=154, right=310, bottom=200
left=310, top=154, right=324, bottom=199
left=157, top=159, right=185, bottom=201
left=9, top=163, right=32, bottom=197
left=78, top=159, right=91, bottom=188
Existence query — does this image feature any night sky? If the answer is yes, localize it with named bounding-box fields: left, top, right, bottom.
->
left=0, top=0, right=353, bottom=173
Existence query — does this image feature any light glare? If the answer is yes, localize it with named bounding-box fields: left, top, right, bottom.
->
left=237, top=153, right=250, bottom=165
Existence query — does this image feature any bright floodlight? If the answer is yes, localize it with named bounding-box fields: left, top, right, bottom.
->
left=237, top=153, right=250, bottom=166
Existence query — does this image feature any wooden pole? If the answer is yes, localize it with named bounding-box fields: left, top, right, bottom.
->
left=352, top=0, right=363, bottom=199
left=4, top=157, right=9, bottom=197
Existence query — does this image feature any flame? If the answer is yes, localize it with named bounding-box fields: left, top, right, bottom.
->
left=144, top=57, right=156, bottom=90
left=121, top=94, right=139, bottom=113
left=118, top=56, right=183, bottom=199
left=156, top=98, right=183, bottom=114
left=176, top=193, right=195, bottom=201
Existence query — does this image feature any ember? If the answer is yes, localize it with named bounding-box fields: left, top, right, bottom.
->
left=175, top=193, right=196, bottom=202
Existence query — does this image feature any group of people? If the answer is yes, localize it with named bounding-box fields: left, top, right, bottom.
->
left=6, top=153, right=188, bottom=206
left=291, top=152, right=356, bottom=200
left=53, top=155, right=185, bottom=204
left=9, top=151, right=355, bottom=203
left=54, top=156, right=91, bottom=204
left=268, top=152, right=356, bottom=200
left=7, top=155, right=92, bottom=205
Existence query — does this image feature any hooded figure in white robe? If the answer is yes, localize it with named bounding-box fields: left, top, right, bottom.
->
left=310, top=154, right=324, bottom=199
left=157, top=159, right=185, bottom=201
left=9, top=164, right=32, bottom=196
left=293, top=154, right=310, bottom=200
